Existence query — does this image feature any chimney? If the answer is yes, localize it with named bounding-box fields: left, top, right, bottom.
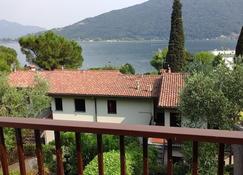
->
left=135, top=80, right=140, bottom=91
left=167, top=65, right=171, bottom=73
left=147, top=85, right=152, bottom=92
left=160, top=69, right=166, bottom=74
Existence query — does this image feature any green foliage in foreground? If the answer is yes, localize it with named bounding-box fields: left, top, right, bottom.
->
left=182, top=142, right=218, bottom=175
left=180, top=64, right=243, bottom=129
left=44, top=133, right=160, bottom=175
left=180, top=64, right=243, bottom=174
left=0, top=46, right=19, bottom=72
left=84, top=150, right=133, bottom=175
left=19, top=31, right=83, bottom=70
left=0, top=74, right=50, bottom=162
left=0, top=74, right=50, bottom=117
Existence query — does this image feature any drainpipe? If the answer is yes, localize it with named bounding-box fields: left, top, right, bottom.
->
left=94, top=97, right=98, bottom=122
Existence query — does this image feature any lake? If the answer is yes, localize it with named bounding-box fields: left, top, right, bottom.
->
left=0, top=39, right=237, bottom=73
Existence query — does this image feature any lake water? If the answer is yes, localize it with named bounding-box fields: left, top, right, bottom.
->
left=0, top=40, right=237, bottom=73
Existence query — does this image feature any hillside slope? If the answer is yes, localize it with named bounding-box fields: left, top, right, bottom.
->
left=0, top=20, right=45, bottom=39
left=56, top=0, right=243, bottom=40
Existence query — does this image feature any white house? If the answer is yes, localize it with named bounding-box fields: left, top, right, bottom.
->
left=9, top=69, right=187, bottom=143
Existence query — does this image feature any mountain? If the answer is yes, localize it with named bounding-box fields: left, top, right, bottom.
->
left=0, top=20, right=45, bottom=39
left=56, top=0, right=243, bottom=40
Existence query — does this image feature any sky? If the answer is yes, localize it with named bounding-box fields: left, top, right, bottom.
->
left=0, top=0, right=148, bottom=29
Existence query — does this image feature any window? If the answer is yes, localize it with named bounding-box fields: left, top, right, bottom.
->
left=155, top=112, right=165, bottom=126
left=55, top=98, right=63, bottom=111
left=107, top=100, right=117, bottom=114
left=170, top=113, right=181, bottom=127
left=74, top=99, right=86, bottom=112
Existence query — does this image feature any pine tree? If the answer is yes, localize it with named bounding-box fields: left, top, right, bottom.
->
left=235, top=26, right=243, bottom=63
left=165, top=0, right=185, bottom=72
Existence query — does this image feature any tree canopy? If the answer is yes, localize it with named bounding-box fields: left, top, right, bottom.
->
left=0, top=46, right=19, bottom=72
left=236, top=26, right=243, bottom=57
left=165, top=0, right=185, bottom=72
left=180, top=64, right=243, bottom=130
left=0, top=74, right=50, bottom=117
left=150, top=48, right=168, bottom=71
left=19, top=31, right=83, bottom=70
left=119, top=63, right=135, bottom=74
left=235, top=26, right=243, bottom=63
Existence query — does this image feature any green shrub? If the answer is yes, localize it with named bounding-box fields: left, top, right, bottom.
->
left=0, top=170, right=20, bottom=175
left=84, top=150, right=133, bottom=175
left=24, top=144, right=36, bottom=157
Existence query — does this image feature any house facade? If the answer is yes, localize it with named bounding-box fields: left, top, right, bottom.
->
left=9, top=69, right=187, bottom=143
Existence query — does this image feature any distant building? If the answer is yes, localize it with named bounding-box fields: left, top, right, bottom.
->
left=211, top=49, right=235, bottom=67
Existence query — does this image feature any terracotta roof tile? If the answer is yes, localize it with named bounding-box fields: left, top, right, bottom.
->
left=158, top=72, right=188, bottom=108
left=8, top=70, right=187, bottom=108
left=9, top=70, right=161, bottom=98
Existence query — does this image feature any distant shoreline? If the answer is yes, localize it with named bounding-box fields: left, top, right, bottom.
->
left=0, top=37, right=237, bottom=43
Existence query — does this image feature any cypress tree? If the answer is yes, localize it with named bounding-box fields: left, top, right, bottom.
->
left=235, top=26, right=243, bottom=60
left=165, top=0, right=185, bottom=72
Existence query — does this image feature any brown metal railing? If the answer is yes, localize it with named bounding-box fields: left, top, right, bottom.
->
left=0, top=117, right=243, bottom=175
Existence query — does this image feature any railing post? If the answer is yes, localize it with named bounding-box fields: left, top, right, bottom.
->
left=15, top=128, right=26, bottom=175
left=97, top=134, right=104, bottom=175
left=192, top=141, right=198, bottom=175
left=218, top=143, right=225, bottom=175
left=75, top=132, right=83, bottom=175
left=143, top=137, right=148, bottom=175
left=54, top=131, right=64, bottom=175
left=34, top=130, right=44, bottom=175
left=167, top=139, right=173, bottom=175
left=0, top=127, right=9, bottom=175
left=120, top=136, right=126, bottom=175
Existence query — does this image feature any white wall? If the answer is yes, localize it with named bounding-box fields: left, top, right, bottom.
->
left=51, top=96, right=154, bottom=125
left=45, top=96, right=154, bottom=142
left=97, top=98, right=154, bottom=124
left=51, top=97, right=95, bottom=122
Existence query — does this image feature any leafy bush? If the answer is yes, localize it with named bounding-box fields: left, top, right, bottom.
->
left=43, top=133, right=160, bottom=175
left=84, top=150, right=133, bottom=175
left=24, top=144, right=36, bottom=157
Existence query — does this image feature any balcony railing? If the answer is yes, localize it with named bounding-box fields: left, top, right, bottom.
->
left=0, top=117, right=243, bottom=175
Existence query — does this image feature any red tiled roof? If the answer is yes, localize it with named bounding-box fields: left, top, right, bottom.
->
left=158, top=72, right=188, bottom=108
left=9, top=70, right=161, bottom=98
left=8, top=70, right=187, bottom=108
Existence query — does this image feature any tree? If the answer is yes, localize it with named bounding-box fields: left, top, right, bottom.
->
left=184, top=52, right=224, bottom=73
left=165, top=0, right=185, bottom=72
left=19, top=31, right=83, bottom=70
left=193, top=51, right=215, bottom=65
left=119, top=63, right=135, bottom=74
left=235, top=26, right=243, bottom=63
left=236, top=27, right=243, bottom=58
left=179, top=64, right=243, bottom=174
left=0, top=46, right=19, bottom=72
left=150, top=48, right=168, bottom=71
left=0, top=74, right=50, bottom=117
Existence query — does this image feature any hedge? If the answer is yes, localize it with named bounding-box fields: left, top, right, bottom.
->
left=84, top=150, right=133, bottom=175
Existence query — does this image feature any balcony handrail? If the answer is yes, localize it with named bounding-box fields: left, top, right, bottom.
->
left=0, top=117, right=243, bottom=175
left=0, top=117, right=243, bottom=144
